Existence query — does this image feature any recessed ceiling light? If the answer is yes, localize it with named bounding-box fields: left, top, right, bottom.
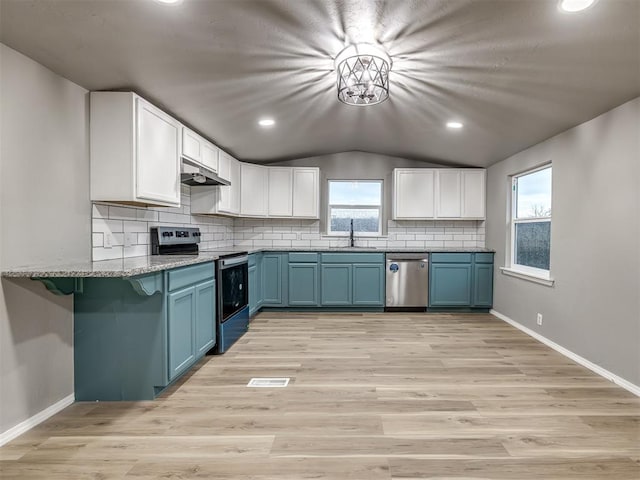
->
left=154, top=0, right=183, bottom=5
left=258, top=118, right=275, bottom=127
left=446, top=121, right=464, bottom=129
left=558, top=0, right=597, bottom=13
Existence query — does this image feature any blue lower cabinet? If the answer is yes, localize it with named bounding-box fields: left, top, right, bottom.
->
left=195, top=279, right=216, bottom=355
left=74, top=262, right=216, bottom=401
left=262, top=253, right=286, bottom=306
left=473, top=263, right=494, bottom=307
left=167, top=286, right=197, bottom=381
left=288, top=263, right=319, bottom=306
left=429, top=263, right=473, bottom=306
left=429, top=253, right=494, bottom=309
left=248, top=253, right=264, bottom=316
left=321, top=264, right=352, bottom=306
left=352, top=264, right=385, bottom=306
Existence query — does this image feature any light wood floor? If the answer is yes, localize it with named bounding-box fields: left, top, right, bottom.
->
left=1, top=312, right=639, bottom=479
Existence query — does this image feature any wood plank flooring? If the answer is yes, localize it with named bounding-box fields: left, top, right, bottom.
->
left=1, top=312, right=639, bottom=479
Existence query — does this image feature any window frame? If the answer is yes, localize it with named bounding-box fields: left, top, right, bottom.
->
left=327, top=180, right=383, bottom=237
left=507, top=164, right=553, bottom=282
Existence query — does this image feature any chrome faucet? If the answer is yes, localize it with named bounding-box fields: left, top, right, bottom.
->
left=349, top=218, right=355, bottom=247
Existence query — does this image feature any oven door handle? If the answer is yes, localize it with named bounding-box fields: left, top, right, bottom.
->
left=220, top=255, right=249, bottom=268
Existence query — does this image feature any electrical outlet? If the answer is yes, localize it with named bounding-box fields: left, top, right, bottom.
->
left=536, top=313, right=543, bottom=326
left=104, top=234, right=113, bottom=249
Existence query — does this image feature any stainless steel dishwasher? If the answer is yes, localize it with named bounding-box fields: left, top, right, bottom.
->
left=385, top=253, right=429, bottom=309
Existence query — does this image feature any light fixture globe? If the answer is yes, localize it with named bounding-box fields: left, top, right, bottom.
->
left=334, top=43, right=391, bottom=106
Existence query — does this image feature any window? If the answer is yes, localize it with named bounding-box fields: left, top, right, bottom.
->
left=509, top=165, right=552, bottom=279
left=328, top=180, right=382, bottom=236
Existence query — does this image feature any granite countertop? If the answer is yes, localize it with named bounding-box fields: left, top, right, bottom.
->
left=1, top=247, right=494, bottom=278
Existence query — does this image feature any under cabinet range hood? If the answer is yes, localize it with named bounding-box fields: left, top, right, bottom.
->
left=180, top=158, right=230, bottom=186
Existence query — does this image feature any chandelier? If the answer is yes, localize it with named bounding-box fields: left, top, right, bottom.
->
left=334, top=43, right=391, bottom=106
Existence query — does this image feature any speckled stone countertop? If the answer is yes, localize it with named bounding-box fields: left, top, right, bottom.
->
left=1, top=247, right=494, bottom=278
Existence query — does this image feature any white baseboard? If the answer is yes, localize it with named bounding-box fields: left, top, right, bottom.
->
left=0, top=393, right=75, bottom=447
left=490, top=309, right=640, bottom=397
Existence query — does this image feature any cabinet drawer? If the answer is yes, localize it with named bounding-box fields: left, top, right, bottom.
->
left=475, top=253, right=494, bottom=264
left=321, top=253, right=384, bottom=264
left=167, top=262, right=214, bottom=292
left=288, top=252, right=318, bottom=263
left=430, top=253, right=472, bottom=263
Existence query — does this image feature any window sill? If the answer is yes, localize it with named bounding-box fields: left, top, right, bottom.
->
left=500, top=267, right=555, bottom=287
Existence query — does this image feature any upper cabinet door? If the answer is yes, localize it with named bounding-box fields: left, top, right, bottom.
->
left=217, top=151, right=234, bottom=213
left=393, top=169, right=435, bottom=219
left=240, top=163, right=268, bottom=217
left=217, top=150, right=232, bottom=183
left=292, top=168, right=319, bottom=218
left=181, top=127, right=202, bottom=164
left=268, top=167, right=293, bottom=217
left=462, top=170, right=486, bottom=219
left=229, top=157, right=241, bottom=215
left=136, top=98, right=181, bottom=205
left=436, top=170, right=462, bottom=218
left=201, top=141, right=218, bottom=173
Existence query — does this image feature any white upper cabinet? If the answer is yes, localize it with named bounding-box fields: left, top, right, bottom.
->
left=461, top=169, right=486, bottom=219
left=240, top=163, right=268, bottom=217
left=217, top=150, right=232, bottom=183
left=292, top=167, right=320, bottom=218
left=182, top=127, right=218, bottom=173
left=91, top=92, right=181, bottom=207
left=218, top=154, right=240, bottom=215
left=182, top=127, right=202, bottom=164
left=201, top=141, right=218, bottom=173
left=436, top=170, right=462, bottom=218
left=268, top=167, right=293, bottom=217
left=393, top=169, right=435, bottom=219
left=393, top=168, right=485, bottom=220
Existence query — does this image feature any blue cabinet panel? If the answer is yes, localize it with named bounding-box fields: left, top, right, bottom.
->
left=429, top=264, right=473, bottom=306
left=168, top=262, right=214, bottom=292
left=352, top=264, right=385, bottom=306
left=321, top=253, right=384, bottom=264
left=288, top=263, right=319, bottom=306
left=248, top=263, right=258, bottom=315
left=430, top=253, right=473, bottom=263
left=262, top=253, right=286, bottom=306
left=321, top=264, right=352, bottom=305
left=195, top=279, right=216, bottom=355
left=475, top=253, right=494, bottom=264
left=473, top=263, right=494, bottom=307
left=289, top=252, right=319, bottom=263
left=167, top=287, right=196, bottom=381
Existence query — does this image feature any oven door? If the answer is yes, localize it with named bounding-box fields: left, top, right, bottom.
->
left=218, top=255, right=249, bottom=323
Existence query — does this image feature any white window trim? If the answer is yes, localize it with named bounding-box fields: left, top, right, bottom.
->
left=327, top=180, right=383, bottom=237
left=505, top=164, right=554, bottom=287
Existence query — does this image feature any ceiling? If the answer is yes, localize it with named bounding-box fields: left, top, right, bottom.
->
left=1, top=0, right=638, bottom=167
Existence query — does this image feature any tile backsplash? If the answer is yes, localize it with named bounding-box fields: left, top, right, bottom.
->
left=92, top=186, right=234, bottom=261
left=92, top=186, right=485, bottom=260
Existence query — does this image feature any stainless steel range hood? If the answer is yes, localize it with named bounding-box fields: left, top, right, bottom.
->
left=180, top=157, right=230, bottom=186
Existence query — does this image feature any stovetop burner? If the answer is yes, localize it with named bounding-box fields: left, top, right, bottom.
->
left=150, top=226, right=201, bottom=255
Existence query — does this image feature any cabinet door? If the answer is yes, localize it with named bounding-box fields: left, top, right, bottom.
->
left=218, top=150, right=232, bottom=183
left=219, top=155, right=240, bottom=214
left=462, top=170, right=486, bottom=219
left=292, top=168, right=319, bottom=218
left=262, top=254, right=284, bottom=305
left=437, top=170, right=462, bottom=218
left=202, top=141, right=218, bottom=173
left=182, top=127, right=202, bottom=164
left=230, top=158, right=241, bottom=215
left=288, top=263, right=319, bottom=306
left=473, top=263, right=493, bottom=307
left=429, top=263, right=472, bottom=307
left=248, top=263, right=259, bottom=316
left=240, top=163, right=268, bottom=217
left=268, top=167, right=293, bottom=217
left=394, top=169, right=435, bottom=219
left=167, top=287, right=195, bottom=380
left=136, top=98, right=181, bottom=205
left=195, top=279, right=216, bottom=356
left=321, top=264, right=352, bottom=305
left=352, top=264, right=385, bottom=306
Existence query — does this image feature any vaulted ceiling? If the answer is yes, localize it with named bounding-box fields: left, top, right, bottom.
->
left=1, top=0, right=638, bottom=167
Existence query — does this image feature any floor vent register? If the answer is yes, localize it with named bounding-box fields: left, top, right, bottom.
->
left=247, top=378, right=290, bottom=388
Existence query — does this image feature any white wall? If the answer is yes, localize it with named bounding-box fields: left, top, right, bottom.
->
left=0, top=44, right=90, bottom=437
left=486, top=97, right=640, bottom=387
